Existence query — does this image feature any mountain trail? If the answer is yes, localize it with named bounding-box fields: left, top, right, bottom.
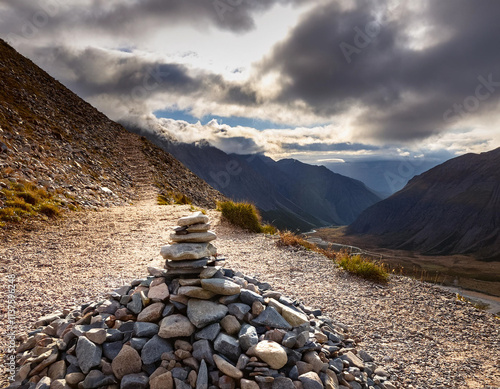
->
left=0, top=203, right=499, bottom=389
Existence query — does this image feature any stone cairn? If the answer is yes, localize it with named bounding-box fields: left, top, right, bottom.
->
left=8, top=212, right=395, bottom=389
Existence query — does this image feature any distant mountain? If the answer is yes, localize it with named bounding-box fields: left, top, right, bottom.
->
left=324, top=159, right=443, bottom=198
left=125, top=129, right=381, bottom=231
left=347, top=148, right=500, bottom=260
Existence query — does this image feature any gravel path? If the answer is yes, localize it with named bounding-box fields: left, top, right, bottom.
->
left=0, top=202, right=499, bottom=389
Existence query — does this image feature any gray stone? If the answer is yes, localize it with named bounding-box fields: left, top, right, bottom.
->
left=192, top=339, right=214, bottom=366
left=127, top=293, right=143, bottom=315
left=175, top=378, right=193, bottom=389
left=178, top=212, right=209, bottom=226
left=130, top=337, right=149, bottom=351
left=120, top=373, right=149, bottom=389
left=141, top=335, right=173, bottom=364
left=298, top=372, right=323, bottom=389
left=201, top=279, right=241, bottom=296
left=35, top=377, right=51, bottom=389
left=238, top=324, right=258, bottom=351
left=160, top=243, right=217, bottom=261
left=187, top=299, right=228, bottom=328
left=75, top=336, right=102, bottom=374
left=228, top=303, right=251, bottom=321
left=178, top=286, right=216, bottom=300
left=159, top=314, right=196, bottom=338
left=213, top=354, right=243, bottom=379
left=272, top=377, right=295, bottom=389
left=240, top=289, right=264, bottom=305
left=170, top=231, right=217, bottom=243
left=197, top=359, right=209, bottom=389
left=282, top=332, right=297, bottom=348
left=252, top=307, right=292, bottom=330
left=329, top=358, right=344, bottom=374
left=171, top=367, right=189, bottom=380
left=195, top=323, right=221, bottom=341
left=188, top=223, right=211, bottom=232
left=82, top=370, right=115, bottom=389
left=214, top=333, right=241, bottom=362
left=148, top=266, right=168, bottom=277
left=163, top=304, right=175, bottom=317
left=165, top=258, right=209, bottom=269
left=220, top=315, right=241, bottom=335
left=134, top=322, right=159, bottom=338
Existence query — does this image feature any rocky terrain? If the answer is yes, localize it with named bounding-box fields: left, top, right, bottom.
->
left=0, top=38, right=224, bottom=230
left=348, top=148, right=500, bottom=260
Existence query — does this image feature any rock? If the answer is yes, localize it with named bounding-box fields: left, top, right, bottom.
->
left=134, top=322, right=159, bottom=338
left=213, top=355, right=243, bottom=379
left=65, top=372, right=85, bottom=386
left=281, top=306, right=308, bottom=327
left=228, top=303, right=251, bottom=321
left=214, top=333, right=241, bottom=362
left=241, top=379, right=260, bottom=389
left=252, top=307, right=292, bottom=331
left=298, top=372, right=323, bottom=389
left=82, top=370, right=116, bottom=389
left=131, top=337, right=149, bottom=351
left=238, top=324, right=258, bottom=351
left=161, top=243, right=216, bottom=261
left=76, top=336, right=102, bottom=374
left=282, top=332, right=297, bottom=348
left=103, top=341, right=123, bottom=360
left=148, top=266, right=168, bottom=277
left=236, top=354, right=250, bottom=370
left=159, top=314, right=196, bottom=338
left=201, top=279, right=241, bottom=296
left=35, top=377, right=51, bottom=389
left=175, top=378, right=193, bottom=389
left=137, top=302, right=165, bottom=322
left=358, top=350, right=373, bottom=362
left=189, top=370, right=198, bottom=387
left=141, top=335, right=173, bottom=364
left=196, top=359, right=208, bottom=389
left=49, top=379, right=70, bottom=389
left=187, top=223, right=211, bottom=232
left=48, top=360, right=66, bottom=380
left=178, top=286, right=216, bottom=300
left=148, top=283, right=170, bottom=302
left=170, top=231, right=217, bottom=243
left=252, top=301, right=265, bottom=316
left=221, top=315, right=241, bottom=335
left=342, top=352, right=365, bottom=370
left=178, top=212, right=209, bottom=226
left=320, top=370, right=339, bottom=389
left=112, top=345, right=142, bottom=380
left=187, top=299, right=228, bottom=328
left=150, top=372, right=173, bottom=389
left=195, top=323, right=221, bottom=341
left=240, top=289, right=264, bottom=305
left=219, top=375, right=236, bottom=389
left=252, top=340, right=288, bottom=369
left=120, top=373, right=149, bottom=389
left=303, top=352, right=328, bottom=374
left=165, top=258, right=209, bottom=270
left=273, top=377, right=295, bottom=389
left=192, top=339, right=215, bottom=366
left=200, top=267, right=220, bottom=279
left=127, top=293, right=143, bottom=315
left=85, top=328, right=107, bottom=345
left=296, top=362, right=314, bottom=376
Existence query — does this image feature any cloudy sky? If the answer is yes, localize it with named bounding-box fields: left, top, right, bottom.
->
left=1, top=0, right=500, bottom=166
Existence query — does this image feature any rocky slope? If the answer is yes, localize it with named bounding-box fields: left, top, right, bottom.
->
left=0, top=39, right=224, bottom=228
left=347, top=147, right=500, bottom=260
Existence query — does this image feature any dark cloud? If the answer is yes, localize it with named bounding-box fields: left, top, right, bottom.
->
left=259, top=0, right=500, bottom=141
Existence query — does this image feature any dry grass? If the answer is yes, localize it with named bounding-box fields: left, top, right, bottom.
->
left=217, top=201, right=277, bottom=234
left=157, top=191, right=192, bottom=206
left=277, top=231, right=388, bottom=283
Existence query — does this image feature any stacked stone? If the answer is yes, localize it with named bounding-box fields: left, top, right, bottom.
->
left=161, top=212, right=218, bottom=277
left=8, top=213, right=396, bottom=389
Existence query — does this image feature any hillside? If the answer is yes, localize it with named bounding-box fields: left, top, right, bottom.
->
left=126, top=131, right=380, bottom=231
left=0, top=39, right=224, bottom=229
left=347, top=148, right=500, bottom=260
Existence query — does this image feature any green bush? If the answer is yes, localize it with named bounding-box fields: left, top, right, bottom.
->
left=218, top=201, right=264, bottom=233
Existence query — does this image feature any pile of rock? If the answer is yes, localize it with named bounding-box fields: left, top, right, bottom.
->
left=8, top=213, right=395, bottom=389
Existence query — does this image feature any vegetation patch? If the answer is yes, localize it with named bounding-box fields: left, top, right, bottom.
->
left=277, top=231, right=388, bottom=283
left=217, top=201, right=276, bottom=234
left=157, top=191, right=193, bottom=206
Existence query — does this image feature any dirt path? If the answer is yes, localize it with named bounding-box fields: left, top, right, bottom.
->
left=0, top=200, right=499, bottom=389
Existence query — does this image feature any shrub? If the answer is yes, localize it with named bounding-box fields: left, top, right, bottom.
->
left=217, top=201, right=263, bottom=233
left=261, top=224, right=278, bottom=235
left=173, top=192, right=192, bottom=205
left=38, top=203, right=60, bottom=218
left=337, top=252, right=389, bottom=283
left=277, top=231, right=316, bottom=250
left=5, top=198, right=32, bottom=211
left=17, top=191, right=38, bottom=205
left=157, top=194, right=170, bottom=205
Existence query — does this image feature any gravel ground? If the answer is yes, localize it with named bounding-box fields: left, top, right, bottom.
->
left=0, top=202, right=499, bottom=389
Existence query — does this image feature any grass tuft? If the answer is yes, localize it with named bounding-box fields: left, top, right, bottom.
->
left=157, top=192, right=192, bottom=206
left=157, top=194, right=170, bottom=205
left=217, top=201, right=275, bottom=233
left=39, top=203, right=60, bottom=218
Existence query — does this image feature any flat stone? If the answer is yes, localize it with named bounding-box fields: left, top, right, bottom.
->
left=35, top=377, right=51, bottom=389
left=200, top=266, right=220, bottom=279
left=65, top=372, right=85, bottom=386
left=131, top=337, right=149, bottom=351
left=84, top=328, right=107, bottom=345
left=134, top=322, right=159, bottom=338
left=228, top=303, right=251, bottom=321
left=241, top=379, right=260, bottom=389
left=238, top=324, right=258, bottom=351
left=170, top=231, right=217, bottom=243
left=103, top=341, right=123, bottom=360
left=240, top=289, right=264, bottom=305
left=213, top=355, right=243, bottom=379
left=137, top=302, right=165, bottom=322
left=179, top=278, right=202, bottom=286
left=192, top=339, right=215, bottom=366
left=253, top=340, right=288, bottom=369
left=148, top=283, right=170, bottom=302
left=320, top=370, right=339, bottom=389
left=121, top=373, right=149, bottom=389
left=150, top=372, right=173, bottom=389
left=252, top=301, right=265, bottom=316
left=342, top=351, right=365, bottom=370
left=196, top=359, right=208, bottom=389
left=273, top=377, right=295, bottom=389
left=303, top=351, right=328, bottom=374
left=187, top=299, right=228, bottom=328
left=195, top=323, right=221, bottom=341
left=201, top=279, right=240, bottom=296
left=178, top=286, right=216, bottom=300
left=159, top=314, right=196, bottom=338
left=175, top=378, right=193, bottom=389
left=165, top=258, right=209, bottom=269
left=296, top=362, right=314, bottom=376
left=49, top=379, right=70, bottom=389
left=178, top=212, right=209, bottom=226
left=48, top=360, right=66, bottom=380
left=112, top=345, right=142, bottom=380
left=221, top=315, right=241, bottom=335
left=161, top=243, right=217, bottom=261
left=76, top=336, right=102, bottom=374
left=214, top=333, right=241, bottom=362
left=141, top=335, right=174, bottom=365
left=252, top=307, right=292, bottom=330
left=163, top=304, right=175, bottom=317
left=148, top=266, right=168, bottom=277
left=298, top=372, right=323, bottom=389
left=188, top=223, right=211, bottom=232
